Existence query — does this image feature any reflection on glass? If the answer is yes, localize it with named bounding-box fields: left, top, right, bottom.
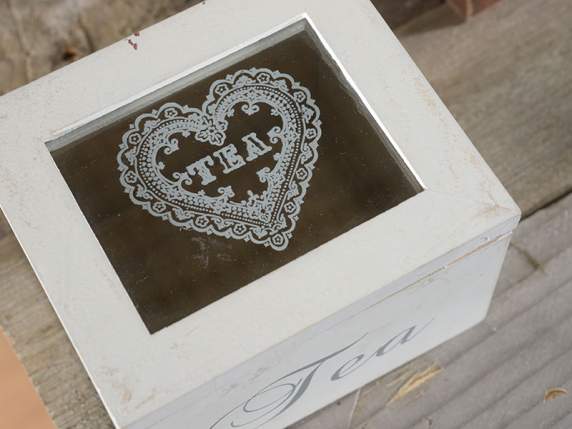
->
left=49, top=20, right=421, bottom=333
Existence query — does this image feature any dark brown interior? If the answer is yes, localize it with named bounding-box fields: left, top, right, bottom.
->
left=50, top=25, right=420, bottom=333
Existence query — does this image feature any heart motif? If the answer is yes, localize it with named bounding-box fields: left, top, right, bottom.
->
left=118, top=68, right=322, bottom=251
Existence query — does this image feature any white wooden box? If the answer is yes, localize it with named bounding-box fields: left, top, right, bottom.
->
left=0, top=0, right=520, bottom=428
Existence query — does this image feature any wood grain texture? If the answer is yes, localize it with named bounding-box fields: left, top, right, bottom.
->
left=0, top=0, right=571, bottom=428
left=447, top=0, right=501, bottom=17
left=0, top=2, right=192, bottom=427
left=0, top=230, right=114, bottom=428
left=397, top=0, right=572, bottom=217
left=0, top=0, right=441, bottom=98
left=294, top=193, right=572, bottom=429
left=353, top=194, right=572, bottom=429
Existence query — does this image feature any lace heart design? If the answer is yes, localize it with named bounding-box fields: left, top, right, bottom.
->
left=118, top=68, right=322, bottom=251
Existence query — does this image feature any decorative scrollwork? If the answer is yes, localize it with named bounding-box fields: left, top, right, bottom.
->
left=118, top=68, right=322, bottom=251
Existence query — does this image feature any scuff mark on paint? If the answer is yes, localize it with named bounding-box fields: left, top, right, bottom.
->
left=127, top=31, right=141, bottom=50
left=127, top=38, right=138, bottom=50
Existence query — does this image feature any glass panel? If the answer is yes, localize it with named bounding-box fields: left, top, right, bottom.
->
left=48, top=20, right=421, bottom=333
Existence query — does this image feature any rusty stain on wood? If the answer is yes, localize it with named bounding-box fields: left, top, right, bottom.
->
left=388, top=365, right=442, bottom=404
left=61, top=46, right=79, bottom=62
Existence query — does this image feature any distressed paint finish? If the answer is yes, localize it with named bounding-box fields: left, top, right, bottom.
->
left=292, top=195, right=572, bottom=429
left=0, top=0, right=540, bottom=428
left=0, top=0, right=192, bottom=96
left=5, top=192, right=571, bottom=429
left=349, top=198, right=572, bottom=429
left=0, top=0, right=445, bottom=101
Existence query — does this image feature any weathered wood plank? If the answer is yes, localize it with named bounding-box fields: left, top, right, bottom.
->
left=3, top=0, right=570, bottom=218
left=0, top=0, right=445, bottom=97
left=0, top=234, right=114, bottom=428
left=511, top=192, right=572, bottom=265
left=447, top=0, right=502, bottom=17
left=351, top=246, right=572, bottom=428
left=294, top=192, right=572, bottom=429
left=396, top=0, right=572, bottom=217
left=294, top=1, right=572, bottom=425
left=0, top=0, right=191, bottom=96
left=290, top=393, right=358, bottom=429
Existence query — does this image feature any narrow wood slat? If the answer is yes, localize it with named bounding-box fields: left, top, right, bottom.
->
left=345, top=194, right=572, bottom=429
left=397, top=0, right=572, bottom=217
left=0, top=0, right=191, bottom=96
left=466, top=344, right=572, bottom=428
left=292, top=198, right=572, bottom=428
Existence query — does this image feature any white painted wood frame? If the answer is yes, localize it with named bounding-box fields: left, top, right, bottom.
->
left=0, top=0, right=520, bottom=427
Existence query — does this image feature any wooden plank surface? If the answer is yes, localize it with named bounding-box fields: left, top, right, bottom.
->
left=369, top=0, right=443, bottom=28
left=353, top=194, right=572, bottom=429
left=397, top=0, right=572, bottom=217
left=0, top=217, right=114, bottom=428
left=295, top=193, right=572, bottom=429
left=1, top=0, right=571, bottom=428
left=0, top=0, right=442, bottom=97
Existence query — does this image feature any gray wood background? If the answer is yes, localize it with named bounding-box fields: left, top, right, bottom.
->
left=1, top=0, right=571, bottom=428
